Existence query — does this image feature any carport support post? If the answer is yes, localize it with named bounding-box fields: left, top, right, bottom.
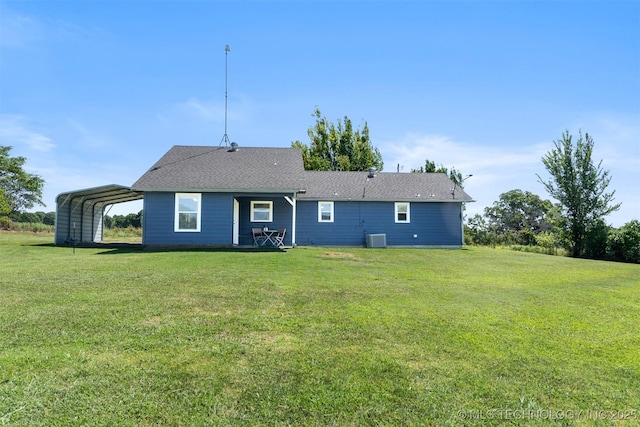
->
left=284, top=195, right=296, bottom=247
left=92, top=202, right=104, bottom=243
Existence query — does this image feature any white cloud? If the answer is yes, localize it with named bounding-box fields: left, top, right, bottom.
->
left=583, top=114, right=640, bottom=226
left=0, top=3, right=105, bottom=49
left=34, top=160, right=145, bottom=211
left=66, top=119, right=113, bottom=149
left=381, top=132, right=549, bottom=188
left=587, top=115, right=640, bottom=174
left=379, top=123, right=639, bottom=227
left=176, top=97, right=225, bottom=121
left=0, top=115, right=55, bottom=152
left=380, top=133, right=549, bottom=220
left=162, top=95, right=253, bottom=124
left=0, top=6, right=43, bottom=48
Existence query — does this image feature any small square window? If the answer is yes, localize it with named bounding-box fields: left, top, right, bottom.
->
left=318, top=201, right=334, bottom=222
left=175, top=193, right=201, bottom=232
left=251, top=201, right=273, bottom=222
left=395, top=202, right=410, bottom=223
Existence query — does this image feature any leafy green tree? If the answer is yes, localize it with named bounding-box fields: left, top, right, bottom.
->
left=0, top=146, right=45, bottom=214
left=484, top=189, right=554, bottom=245
left=607, top=220, right=640, bottom=263
left=466, top=214, right=492, bottom=246
left=412, top=159, right=449, bottom=174
left=104, top=211, right=142, bottom=229
left=537, top=131, right=620, bottom=257
left=42, top=211, right=56, bottom=225
left=292, top=108, right=383, bottom=171
left=582, top=219, right=610, bottom=260
left=411, top=159, right=465, bottom=189
left=0, top=188, right=10, bottom=217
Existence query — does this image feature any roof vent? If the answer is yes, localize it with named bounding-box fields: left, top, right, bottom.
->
left=368, top=168, right=376, bottom=178
left=229, top=142, right=239, bottom=152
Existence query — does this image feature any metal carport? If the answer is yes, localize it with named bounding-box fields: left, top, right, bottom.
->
left=55, top=184, right=143, bottom=245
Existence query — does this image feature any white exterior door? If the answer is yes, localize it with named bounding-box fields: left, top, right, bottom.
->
left=232, top=198, right=240, bottom=245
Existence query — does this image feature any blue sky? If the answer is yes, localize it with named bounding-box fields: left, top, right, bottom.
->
left=1, top=0, right=638, bottom=226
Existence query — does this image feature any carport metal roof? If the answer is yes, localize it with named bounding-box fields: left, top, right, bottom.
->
left=56, top=184, right=143, bottom=207
left=55, top=184, right=143, bottom=245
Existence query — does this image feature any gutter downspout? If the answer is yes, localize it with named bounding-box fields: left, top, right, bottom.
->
left=460, top=203, right=465, bottom=246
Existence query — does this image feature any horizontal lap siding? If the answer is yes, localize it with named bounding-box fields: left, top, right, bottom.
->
left=295, top=201, right=462, bottom=246
left=296, top=200, right=368, bottom=246
left=140, top=194, right=462, bottom=247
left=408, top=202, right=462, bottom=246
left=142, top=192, right=233, bottom=246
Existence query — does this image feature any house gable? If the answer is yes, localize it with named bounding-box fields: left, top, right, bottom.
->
left=132, top=145, right=306, bottom=193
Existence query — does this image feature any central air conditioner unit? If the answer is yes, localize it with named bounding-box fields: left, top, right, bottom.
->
left=366, top=233, right=386, bottom=248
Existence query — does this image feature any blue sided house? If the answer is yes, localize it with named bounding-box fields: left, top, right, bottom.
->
left=55, top=144, right=473, bottom=248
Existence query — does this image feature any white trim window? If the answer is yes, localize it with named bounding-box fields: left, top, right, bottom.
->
left=251, top=201, right=273, bottom=222
left=318, top=201, right=334, bottom=222
left=175, top=193, right=201, bottom=232
left=395, top=202, right=410, bottom=223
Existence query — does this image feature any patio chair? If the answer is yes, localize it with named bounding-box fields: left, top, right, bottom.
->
left=273, top=228, right=286, bottom=247
left=252, top=228, right=266, bottom=246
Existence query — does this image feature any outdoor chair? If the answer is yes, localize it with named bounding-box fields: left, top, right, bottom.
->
left=252, top=228, right=266, bottom=246
left=273, top=228, right=286, bottom=247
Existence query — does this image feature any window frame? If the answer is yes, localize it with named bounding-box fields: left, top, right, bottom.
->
left=251, top=200, right=273, bottom=223
left=174, top=193, right=202, bottom=232
left=318, top=201, right=334, bottom=223
left=394, top=202, right=410, bottom=223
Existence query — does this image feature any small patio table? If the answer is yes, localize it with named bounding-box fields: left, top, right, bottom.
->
left=260, top=229, right=279, bottom=246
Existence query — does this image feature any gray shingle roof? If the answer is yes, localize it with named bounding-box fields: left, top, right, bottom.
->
left=131, top=145, right=473, bottom=202
left=299, top=171, right=473, bottom=202
left=132, top=145, right=306, bottom=192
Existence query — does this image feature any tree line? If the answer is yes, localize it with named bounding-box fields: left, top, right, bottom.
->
left=7, top=211, right=56, bottom=225
left=103, top=211, right=142, bottom=229
left=464, top=190, right=639, bottom=263
left=3, top=210, right=142, bottom=230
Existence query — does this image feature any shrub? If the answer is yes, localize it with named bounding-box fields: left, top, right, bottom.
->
left=0, top=216, right=12, bottom=230
left=14, top=222, right=54, bottom=233
left=103, top=225, right=142, bottom=240
left=509, top=244, right=568, bottom=257
left=535, top=231, right=554, bottom=249
left=607, top=220, right=640, bottom=263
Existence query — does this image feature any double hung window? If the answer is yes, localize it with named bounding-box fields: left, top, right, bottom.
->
left=251, top=201, right=273, bottom=222
left=175, top=193, right=201, bottom=232
left=318, top=201, right=334, bottom=222
left=395, top=202, right=410, bottom=223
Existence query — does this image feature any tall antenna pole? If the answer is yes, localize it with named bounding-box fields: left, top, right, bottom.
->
left=220, top=44, right=231, bottom=146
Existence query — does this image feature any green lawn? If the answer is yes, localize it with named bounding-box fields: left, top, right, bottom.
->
left=1, top=232, right=638, bottom=426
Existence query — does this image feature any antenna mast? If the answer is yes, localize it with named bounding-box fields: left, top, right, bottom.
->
left=220, top=44, right=231, bottom=146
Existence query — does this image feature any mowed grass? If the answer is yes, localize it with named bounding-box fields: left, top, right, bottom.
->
left=1, top=232, right=638, bottom=426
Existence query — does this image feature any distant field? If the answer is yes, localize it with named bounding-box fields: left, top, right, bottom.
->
left=1, top=232, right=639, bottom=426
left=102, top=226, right=142, bottom=243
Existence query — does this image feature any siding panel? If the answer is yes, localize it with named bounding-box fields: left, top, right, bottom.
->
left=296, top=200, right=462, bottom=246
left=141, top=193, right=462, bottom=248
left=143, top=192, right=234, bottom=246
